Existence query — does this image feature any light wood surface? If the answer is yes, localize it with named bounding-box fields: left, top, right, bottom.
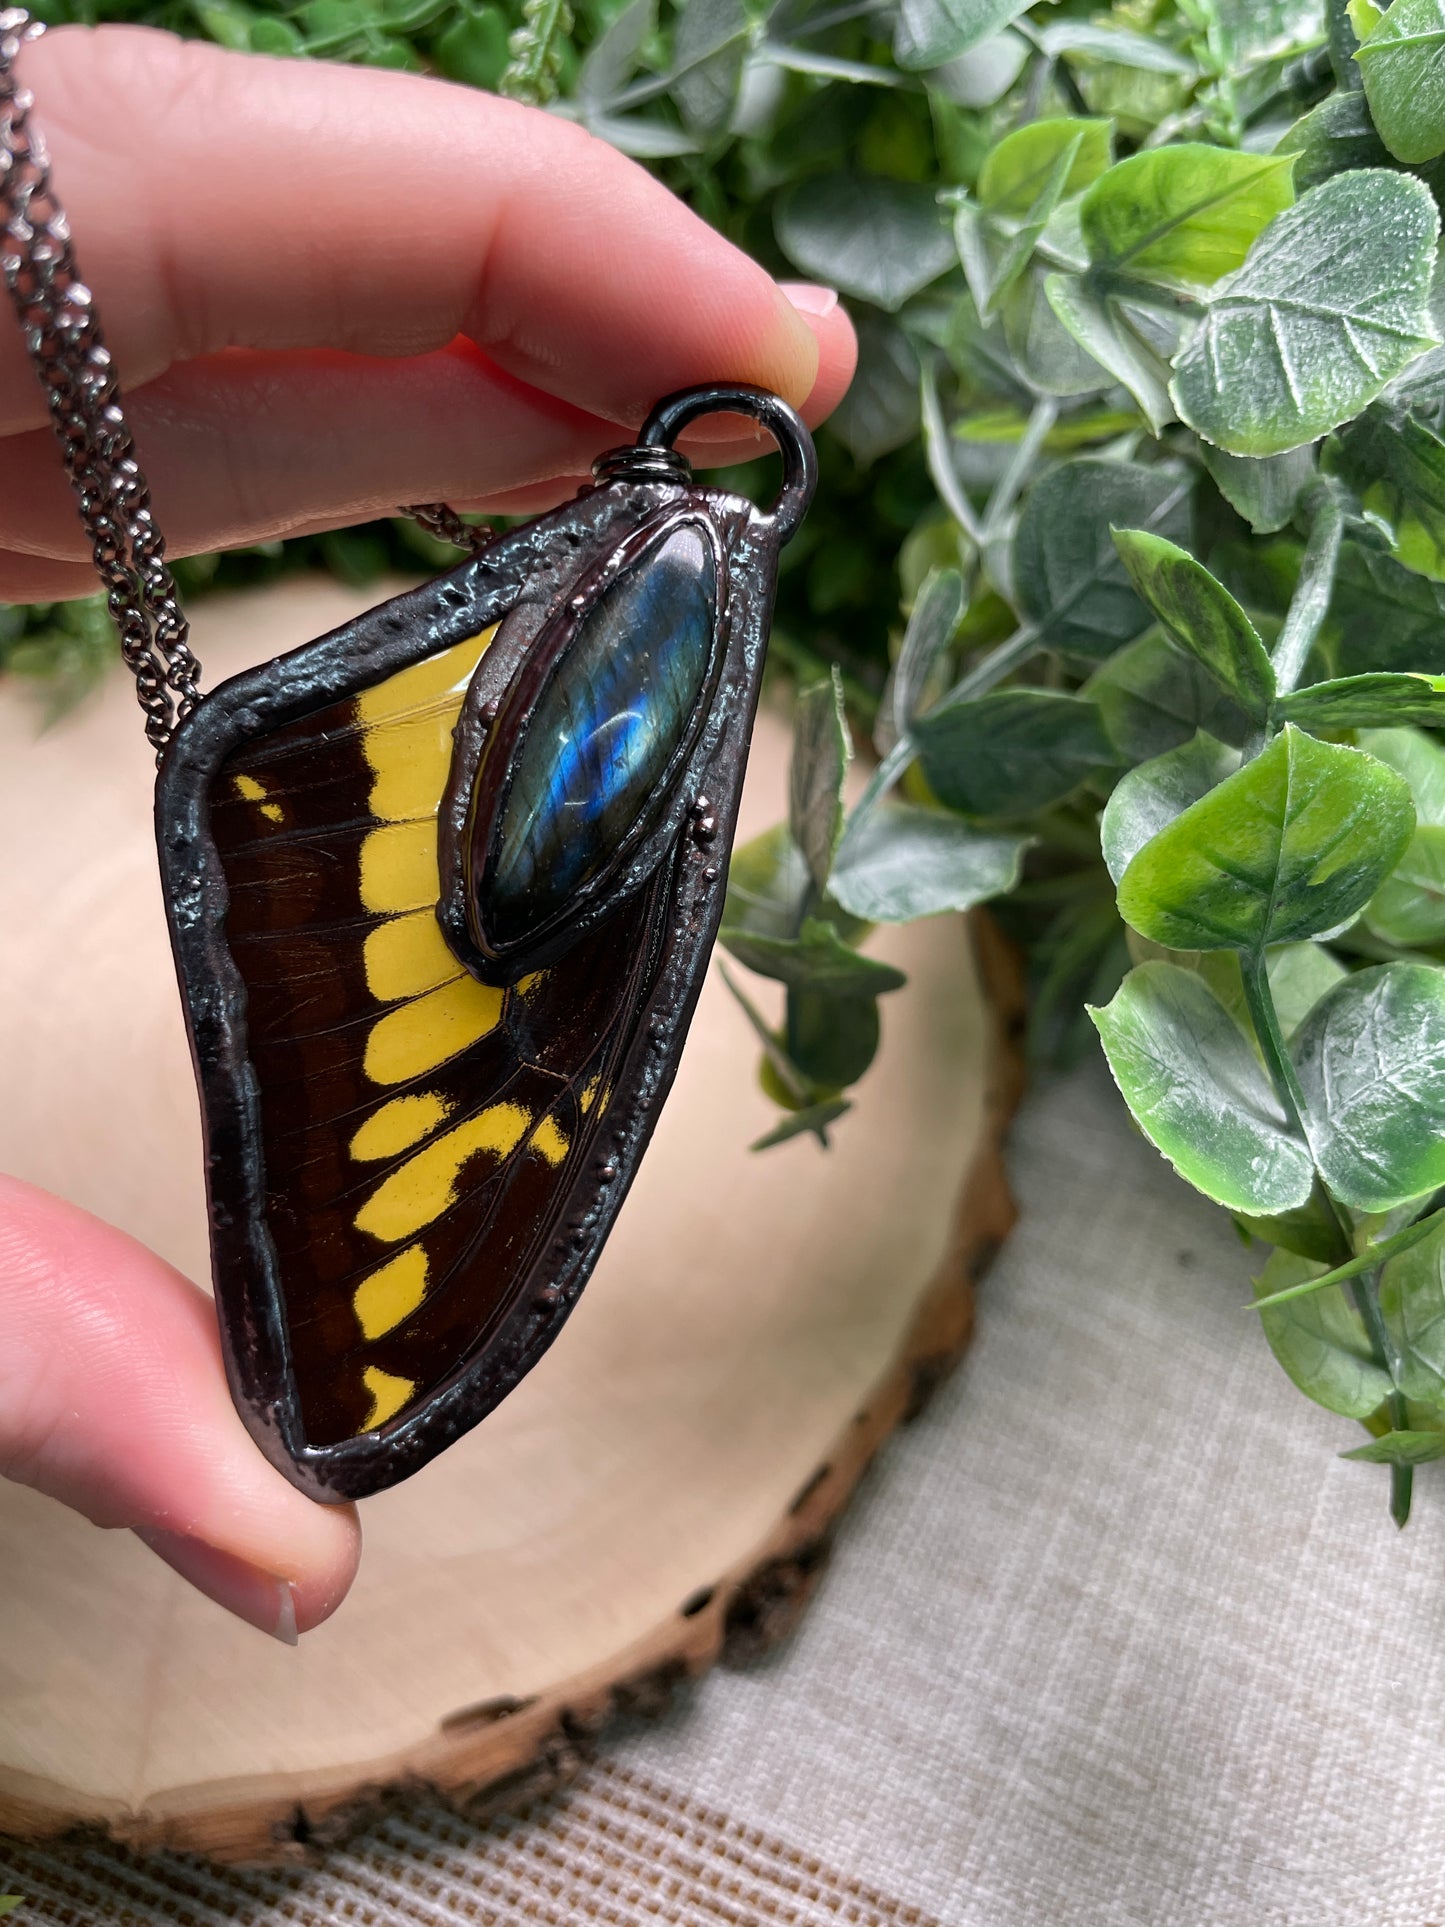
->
left=0, top=578, right=1017, bottom=1861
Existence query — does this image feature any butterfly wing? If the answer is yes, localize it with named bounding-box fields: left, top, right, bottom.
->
left=158, top=480, right=781, bottom=1500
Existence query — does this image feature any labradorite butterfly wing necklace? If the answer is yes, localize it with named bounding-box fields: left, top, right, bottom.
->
left=0, top=8, right=816, bottom=1501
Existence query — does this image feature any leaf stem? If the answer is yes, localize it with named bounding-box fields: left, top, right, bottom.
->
left=981, top=396, right=1059, bottom=545
left=1348, top=1266, right=1414, bottom=1526
left=1240, top=950, right=1312, bottom=1146
left=946, top=622, right=1042, bottom=705
left=841, top=622, right=1040, bottom=836
left=921, top=357, right=985, bottom=546
left=1250, top=1202, right=1445, bottom=1310
left=1326, top=0, right=1363, bottom=90
left=1270, top=486, right=1344, bottom=700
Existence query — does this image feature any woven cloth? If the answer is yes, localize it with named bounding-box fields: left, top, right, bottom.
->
left=4, top=1060, right=1444, bottom=1925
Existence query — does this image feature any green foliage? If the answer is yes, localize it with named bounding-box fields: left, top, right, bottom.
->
left=1091, top=962, right=1313, bottom=1213
left=1354, top=0, right=1445, bottom=165
left=20, top=0, right=1445, bottom=1523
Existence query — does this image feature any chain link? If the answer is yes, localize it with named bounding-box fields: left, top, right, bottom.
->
left=0, top=8, right=491, bottom=760
left=399, top=501, right=496, bottom=553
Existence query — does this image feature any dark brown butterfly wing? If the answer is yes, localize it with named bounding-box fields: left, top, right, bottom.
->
left=158, top=478, right=783, bottom=1500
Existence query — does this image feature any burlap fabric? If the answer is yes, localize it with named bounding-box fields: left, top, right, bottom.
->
left=3, top=1061, right=1442, bottom=1924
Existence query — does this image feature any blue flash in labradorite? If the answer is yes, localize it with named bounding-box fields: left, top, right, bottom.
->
left=486, top=525, right=718, bottom=944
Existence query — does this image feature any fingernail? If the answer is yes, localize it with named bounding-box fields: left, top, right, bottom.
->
left=780, top=282, right=840, bottom=318
left=136, top=1527, right=299, bottom=1645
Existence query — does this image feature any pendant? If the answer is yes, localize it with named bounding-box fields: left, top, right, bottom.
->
left=156, top=385, right=816, bottom=1503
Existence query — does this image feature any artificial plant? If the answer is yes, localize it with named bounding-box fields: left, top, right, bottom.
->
left=15, top=0, right=1445, bottom=1523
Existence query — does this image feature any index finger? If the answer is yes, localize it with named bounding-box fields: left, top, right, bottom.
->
left=1, top=25, right=821, bottom=436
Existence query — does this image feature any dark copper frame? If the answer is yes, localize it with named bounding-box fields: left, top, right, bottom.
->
left=439, top=504, right=731, bottom=983
left=154, top=386, right=817, bottom=1503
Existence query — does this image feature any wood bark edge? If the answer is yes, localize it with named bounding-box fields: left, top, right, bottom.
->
left=0, top=911, right=1027, bottom=1864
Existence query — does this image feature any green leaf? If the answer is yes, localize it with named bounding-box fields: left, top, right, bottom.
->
left=786, top=982, right=883, bottom=1086
left=670, top=0, right=749, bottom=135
left=721, top=917, right=908, bottom=996
left=583, top=113, right=701, bottom=158
left=1117, top=726, right=1416, bottom=950
left=1044, top=273, right=1175, bottom=432
left=830, top=804, right=1027, bottom=920
left=723, top=822, right=809, bottom=940
left=1000, top=268, right=1113, bottom=397
left=929, top=31, right=1029, bottom=107
left=1086, top=630, right=1252, bottom=762
left=1012, top=458, right=1193, bottom=659
left=978, top=117, right=1113, bottom=218
left=1380, top=1215, right=1445, bottom=1411
left=1365, top=825, right=1445, bottom=944
left=752, top=1097, right=852, bottom=1151
left=575, top=0, right=653, bottom=102
left=1171, top=172, right=1441, bottom=458
left=893, top=0, right=1029, bottom=72
left=1355, top=0, right=1445, bottom=166
left=775, top=174, right=957, bottom=312
left=1237, top=1195, right=1347, bottom=1265
left=1111, top=530, right=1276, bottom=718
left=0, top=1902, right=24, bottom=1919
left=1253, top=1249, right=1395, bottom=1420
left=790, top=668, right=851, bottom=892
left=1268, top=941, right=1349, bottom=1038
left=1080, top=145, right=1296, bottom=290
left=1101, top=733, right=1242, bottom=885
left=878, top=567, right=963, bottom=753
left=973, top=131, right=1106, bottom=318
left=1201, top=445, right=1316, bottom=535
left=826, top=311, right=921, bottom=465
left=1324, top=543, right=1445, bottom=676
left=1090, top=962, right=1313, bottom=1213
left=913, top=687, right=1116, bottom=816
left=1334, top=406, right=1445, bottom=583
left=1275, top=88, right=1396, bottom=194
left=1279, top=671, right=1445, bottom=729
left=1293, top=962, right=1445, bottom=1210
left=1358, top=725, right=1445, bottom=822
left=1033, top=19, right=1196, bottom=73
left=1341, top=1430, right=1445, bottom=1464
left=718, top=959, right=812, bottom=1108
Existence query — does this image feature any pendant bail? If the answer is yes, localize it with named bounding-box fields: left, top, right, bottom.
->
left=637, top=382, right=817, bottom=544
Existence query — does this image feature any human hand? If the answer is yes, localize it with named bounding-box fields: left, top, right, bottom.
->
left=0, top=24, right=856, bottom=1636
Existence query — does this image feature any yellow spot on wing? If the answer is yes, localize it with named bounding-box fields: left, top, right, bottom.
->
left=354, top=1246, right=430, bottom=1340
left=359, top=819, right=440, bottom=914
left=356, top=628, right=496, bottom=731
left=363, top=911, right=461, bottom=1002
left=363, top=975, right=504, bottom=1084
left=355, top=1101, right=531, bottom=1243
left=349, top=1092, right=454, bottom=1161
left=359, top=1364, right=416, bottom=1431
left=580, top=1077, right=610, bottom=1116
left=364, top=708, right=465, bottom=823
left=530, top=1115, right=570, bottom=1166
left=232, top=772, right=283, bottom=825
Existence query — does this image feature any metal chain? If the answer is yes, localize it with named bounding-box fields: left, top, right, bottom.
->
left=400, top=500, right=496, bottom=553
left=0, top=7, right=201, bottom=758
left=0, top=8, right=490, bottom=761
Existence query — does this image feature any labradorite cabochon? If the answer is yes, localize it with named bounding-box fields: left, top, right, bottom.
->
left=484, top=523, right=718, bottom=944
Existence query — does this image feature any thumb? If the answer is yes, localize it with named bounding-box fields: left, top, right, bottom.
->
left=0, top=1175, right=360, bottom=1641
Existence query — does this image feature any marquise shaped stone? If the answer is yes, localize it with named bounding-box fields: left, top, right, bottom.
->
left=483, top=524, right=717, bottom=944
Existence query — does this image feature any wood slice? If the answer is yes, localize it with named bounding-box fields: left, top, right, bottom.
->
left=0, top=578, right=1019, bottom=1862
